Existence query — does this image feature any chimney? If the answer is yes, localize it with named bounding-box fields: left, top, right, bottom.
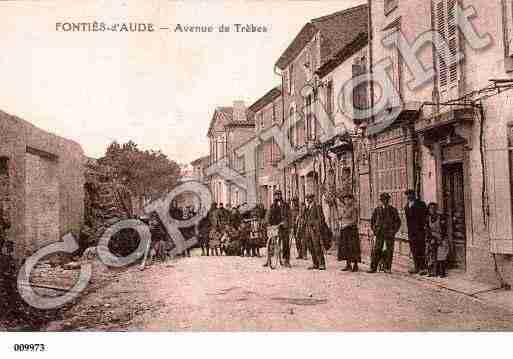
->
left=233, top=100, right=246, bottom=122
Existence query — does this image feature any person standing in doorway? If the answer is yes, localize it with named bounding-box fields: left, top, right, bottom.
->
left=426, top=202, right=449, bottom=277
left=404, top=189, right=428, bottom=275
left=368, top=193, right=401, bottom=273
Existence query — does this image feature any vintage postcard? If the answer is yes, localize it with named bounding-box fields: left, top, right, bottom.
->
left=1, top=0, right=513, bottom=355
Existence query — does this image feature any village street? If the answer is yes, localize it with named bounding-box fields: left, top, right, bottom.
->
left=44, top=251, right=513, bottom=331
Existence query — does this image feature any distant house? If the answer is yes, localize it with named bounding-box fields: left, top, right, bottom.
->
left=207, top=101, right=255, bottom=208
left=249, top=86, right=283, bottom=208
left=190, top=155, right=209, bottom=184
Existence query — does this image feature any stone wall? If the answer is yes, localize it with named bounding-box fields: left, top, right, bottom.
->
left=0, top=110, right=85, bottom=260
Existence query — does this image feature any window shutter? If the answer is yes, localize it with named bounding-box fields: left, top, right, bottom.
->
left=504, top=0, right=513, bottom=57
left=510, top=0, right=513, bottom=57
left=272, top=139, right=281, bottom=164
left=383, top=26, right=401, bottom=98
left=326, top=81, right=333, bottom=115
left=434, top=0, right=460, bottom=100
left=289, top=64, right=294, bottom=94
left=266, top=141, right=273, bottom=166
left=488, top=124, right=513, bottom=254
left=447, top=0, right=460, bottom=85
left=434, top=0, right=449, bottom=91
left=488, top=147, right=513, bottom=254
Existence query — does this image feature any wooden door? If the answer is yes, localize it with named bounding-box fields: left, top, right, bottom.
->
left=442, top=163, right=466, bottom=269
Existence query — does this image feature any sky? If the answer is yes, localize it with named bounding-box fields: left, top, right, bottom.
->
left=0, top=0, right=364, bottom=164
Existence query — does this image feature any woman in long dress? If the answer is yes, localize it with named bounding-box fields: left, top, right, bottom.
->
left=339, top=194, right=361, bottom=272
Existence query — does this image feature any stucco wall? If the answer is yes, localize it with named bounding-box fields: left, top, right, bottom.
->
left=0, top=110, right=84, bottom=259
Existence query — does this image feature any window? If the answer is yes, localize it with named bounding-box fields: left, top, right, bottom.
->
left=305, top=50, right=312, bottom=81
left=258, top=145, right=264, bottom=169
left=0, top=157, right=9, bottom=176
left=352, top=56, right=369, bottom=118
left=433, top=0, right=460, bottom=99
left=289, top=107, right=296, bottom=147
left=218, top=134, right=226, bottom=159
left=297, top=119, right=305, bottom=146
left=384, top=0, right=398, bottom=15
left=383, top=23, right=402, bottom=100
left=272, top=102, right=276, bottom=123
left=265, top=141, right=273, bottom=168
left=259, top=112, right=264, bottom=130
left=506, top=0, right=513, bottom=57
left=305, top=94, right=315, bottom=141
left=283, top=70, right=289, bottom=96
left=326, top=80, right=333, bottom=115
left=289, top=63, right=294, bottom=95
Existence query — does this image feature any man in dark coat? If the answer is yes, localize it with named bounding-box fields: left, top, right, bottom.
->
left=197, top=215, right=211, bottom=256
left=217, top=203, right=230, bottom=226
left=264, top=189, right=292, bottom=267
left=230, top=206, right=242, bottom=229
left=301, top=193, right=326, bottom=270
left=404, top=189, right=428, bottom=275
left=208, top=203, right=219, bottom=227
left=368, top=192, right=401, bottom=273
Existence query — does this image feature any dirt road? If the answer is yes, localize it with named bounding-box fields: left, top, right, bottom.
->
left=46, top=254, right=513, bottom=331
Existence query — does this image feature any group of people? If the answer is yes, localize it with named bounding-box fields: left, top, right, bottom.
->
left=263, top=189, right=333, bottom=271
left=197, top=202, right=264, bottom=257
left=367, top=189, right=449, bottom=277
left=403, top=190, right=449, bottom=277
left=251, top=187, right=449, bottom=277
left=157, top=187, right=449, bottom=278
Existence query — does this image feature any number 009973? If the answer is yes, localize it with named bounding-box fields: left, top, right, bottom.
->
left=13, top=344, right=46, bottom=352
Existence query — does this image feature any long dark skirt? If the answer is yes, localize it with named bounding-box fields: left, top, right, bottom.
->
left=339, top=225, right=361, bottom=262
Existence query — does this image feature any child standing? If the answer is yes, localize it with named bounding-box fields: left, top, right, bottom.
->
left=426, top=202, right=448, bottom=277
left=209, top=225, right=222, bottom=256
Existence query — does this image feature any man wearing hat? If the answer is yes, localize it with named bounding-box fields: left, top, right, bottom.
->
left=369, top=192, right=401, bottom=273
left=264, top=189, right=292, bottom=267
left=301, top=193, right=326, bottom=270
left=404, top=189, right=428, bottom=275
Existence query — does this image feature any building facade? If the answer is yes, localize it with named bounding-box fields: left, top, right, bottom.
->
left=365, top=0, right=513, bottom=283
left=249, top=87, right=284, bottom=209
left=274, top=4, right=369, bottom=206
left=199, top=1, right=513, bottom=285
left=191, top=155, right=209, bottom=185
left=207, top=101, right=255, bottom=208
